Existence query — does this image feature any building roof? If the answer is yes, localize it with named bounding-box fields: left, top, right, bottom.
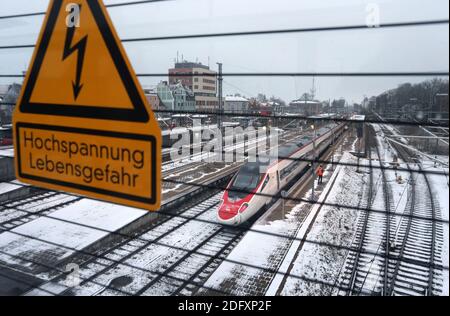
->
left=174, top=61, right=210, bottom=70
left=225, top=96, right=248, bottom=102
left=350, top=115, right=366, bottom=121
left=290, top=100, right=322, bottom=105
left=170, top=82, right=194, bottom=96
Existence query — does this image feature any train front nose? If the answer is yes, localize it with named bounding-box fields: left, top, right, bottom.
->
left=218, top=203, right=241, bottom=225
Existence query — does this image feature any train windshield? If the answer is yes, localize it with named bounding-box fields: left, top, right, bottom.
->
left=228, top=162, right=267, bottom=200
left=0, top=128, right=12, bottom=139
left=0, top=127, right=12, bottom=146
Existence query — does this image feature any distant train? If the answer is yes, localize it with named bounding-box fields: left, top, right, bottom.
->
left=0, top=125, right=12, bottom=146
left=217, top=123, right=346, bottom=226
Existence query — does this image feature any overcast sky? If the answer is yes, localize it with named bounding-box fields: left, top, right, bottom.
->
left=0, top=0, right=448, bottom=104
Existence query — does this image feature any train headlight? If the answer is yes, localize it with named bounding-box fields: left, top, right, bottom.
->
left=239, top=203, right=249, bottom=213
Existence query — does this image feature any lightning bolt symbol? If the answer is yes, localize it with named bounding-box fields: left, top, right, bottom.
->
left=62, top=5, right=88, bottom=101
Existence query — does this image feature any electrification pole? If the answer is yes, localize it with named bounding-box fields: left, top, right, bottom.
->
left=217, top=62, right=223, bottom=131
left=311, top=122, right=316, bottom=200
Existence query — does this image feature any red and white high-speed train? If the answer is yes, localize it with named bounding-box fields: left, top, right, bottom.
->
left=217, top=123, right=346, bottom=226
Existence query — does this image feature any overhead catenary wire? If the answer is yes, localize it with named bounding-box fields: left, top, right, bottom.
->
left=0, top=0, right=174, bottom=20
left=160, top=178, right=448, bottom=225
left=0, top=18, right=448, bottom=49
left=1, top=71, right=449, bottom=77
left=0, top=101, right=448, bottom=128
left=156, top=150, right=449, bottom=176
left=0, top=148, right=448, bottom=176
left=0, top=176, right=448, bottom=235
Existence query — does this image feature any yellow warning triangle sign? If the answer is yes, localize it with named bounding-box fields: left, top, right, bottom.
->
left=19, top=0, right=149, bottom=122
left=14, top=0, right=161, bottom=210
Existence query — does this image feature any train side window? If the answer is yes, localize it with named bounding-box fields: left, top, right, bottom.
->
left=260, top=175, right=270, bottom=191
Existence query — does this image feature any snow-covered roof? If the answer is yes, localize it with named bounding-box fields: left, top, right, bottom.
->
left=309, top=113, right=338, bottom=119
left=225, top=96, right=248, bottom=102
left=290, top=100, right=322, bottom=105
left=350, top=115, right=365, bottom=121
left=171, top=114, right=190, bottom=118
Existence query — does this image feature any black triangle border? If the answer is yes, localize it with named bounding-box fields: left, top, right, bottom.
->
left=20, top=0, right=150, bottom=123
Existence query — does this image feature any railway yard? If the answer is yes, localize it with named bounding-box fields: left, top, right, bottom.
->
left=0, top=118, right=447, bottom=296
left=0, top=0, right=447, bottom=302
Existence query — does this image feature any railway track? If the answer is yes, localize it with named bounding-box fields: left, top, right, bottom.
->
left=136, top=226, right=243, bottom=296
left=382, top=126, right=444, bottom=296
left=27, top=191, right=222, bottom=294
left=338, top=132, right=393, bottom=295
left=338, top=124, right=444, bottom=296
left=339, top=146, right=377, bottom=295
left=42, top=191, right=246, bottom=296
left=0, top=192, right=82, bottom=231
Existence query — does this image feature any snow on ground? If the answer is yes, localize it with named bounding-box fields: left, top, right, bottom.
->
left=374, top=124, right=411, bottom=237
left=426, top=164, right=449, bottom=295
left=278, top=153, right=367, bottom=295
left=0, top=148, right=14, bottom=158
left=66, top=195, right=223, bottom=296
left=0, top=194, right=79, bottom=224
left=0, top=182, right=20, bottom=194
left=0, top=199, right=146, bottom=278
left=383, top=124, right=408, bottom=145
left=376, top=123, right=449, bottom=295
left=9, top=179, right=30, bottom=186
left=202, top=214, right=303, bottom=295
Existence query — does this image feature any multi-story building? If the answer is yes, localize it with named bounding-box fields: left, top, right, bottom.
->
left=146, top=93, right=161, bottom=111
left=224, top=96, right=249, bottom=113
left=143, top=87, right=161, bottom=111
left=169, top=61, right=218, bottom=111
left=288, top=99, right=323, bottom=116
left=258, top=101, right=284, bottom=116
left=171, top=83, right=196, bottom=112
left=157, top=82, right=175, bottom=111
left=156, top=81, right=195, bottom=112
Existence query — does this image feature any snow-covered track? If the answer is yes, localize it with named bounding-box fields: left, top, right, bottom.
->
left=382, top=126, right=444, bottom=296
left=136, top=226, right=243, bottom=296
left=32, top=190, right=243, bottom=296
left=338, top=124, right=444, bottom=296
left=0, top=192, right=82, bottom=231
left=338, top=126, right=395, bottom=295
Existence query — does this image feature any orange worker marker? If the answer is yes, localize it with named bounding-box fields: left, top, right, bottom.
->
left=13, top=0, right=161, bottom=210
